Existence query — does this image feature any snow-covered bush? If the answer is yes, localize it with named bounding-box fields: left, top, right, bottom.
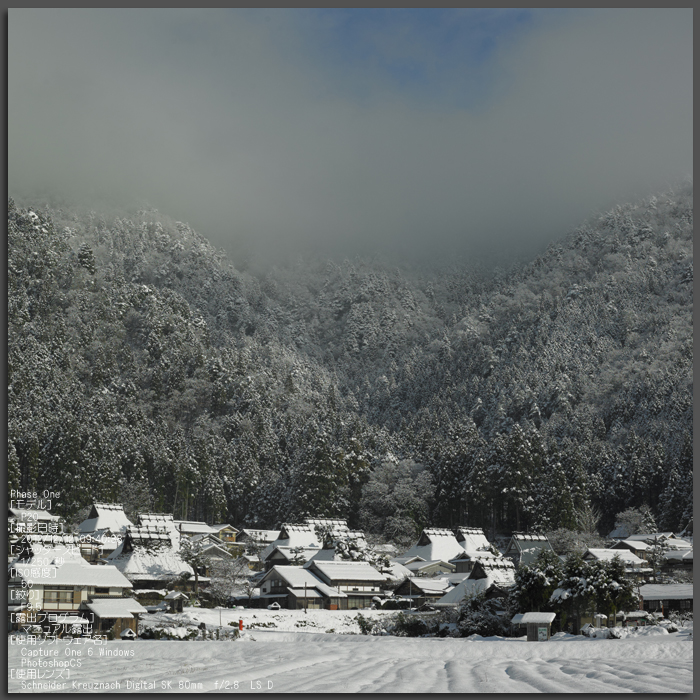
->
left=457, top=592, right=511, bottom=638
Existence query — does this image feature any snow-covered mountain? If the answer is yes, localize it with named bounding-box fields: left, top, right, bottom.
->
left=8, top=183, right=692, bottom=537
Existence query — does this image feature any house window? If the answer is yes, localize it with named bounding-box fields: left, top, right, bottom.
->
left=44, top=588, right=73, bottom=604
left=680, top=600, right=690, bottom=610
left=94, top=587, right=110, bottom=595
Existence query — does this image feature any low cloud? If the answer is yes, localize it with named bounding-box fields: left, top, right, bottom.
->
left=9, top=8, right=692, bottom=265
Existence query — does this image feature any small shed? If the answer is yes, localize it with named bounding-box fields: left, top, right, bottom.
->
left=520, top=612, right=556, bottom=641
left=164, top=591, right=189, bottom=613
left=621, top=610, right=651, bottom=627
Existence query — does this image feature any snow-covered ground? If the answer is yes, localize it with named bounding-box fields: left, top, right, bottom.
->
left=8, top=609, right=693, bottom=693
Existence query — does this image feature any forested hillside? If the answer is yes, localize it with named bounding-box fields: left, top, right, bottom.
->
left=8, top=184, right=693, bottom=540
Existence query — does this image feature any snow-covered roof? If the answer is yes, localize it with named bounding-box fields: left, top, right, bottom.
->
left=391, top=555, right=426, bottom=566
left=11, top=557, right=132, bottom=588
left=520, top=612, right=556, bottom=624
left=287, top=587, right=322, bottom=598
left=511, top=613, right=525, bottom=624
left=511, top=533, right=550, bottom=542
left=307, top=548, right=340, bottom=562
left=623, top=610, right=652, bottom=619
left=238, top=529, right=280, bottom=544
left=137, top=513, right=177, bottom=529
left=79, top=503, right=133, bottom=535
left=405, top=559, right=455, bottom=572
left=210, top=523, right=238, bottom=532
left=401, top=529, right=466, bottom=564
left=164, top=591, right=189, bottom=600
left=444, top=572, right=472, bottom=586
left=305, top=518, right=349, bottom=532
left=122, top=526, right=175, bottom=550
left=505, top=534, right=554, bottom=565
left=85, top=598, right=148, bottom=619
left=401, top=577, right=452, bottom=595
left=583, top=549, right=644, bottom=566
left=262, top=565, right=347, bottom=599
left=624, top=532, right=676, bottom=543
left=612, top=539, right=650, bottom=551
left=434, top=577, right=491, bottom=606
left=106, top=547, right=193, bottom=582
left=449, top=550, right=500, bottom=563
left=190, top=533, right=223, bottom=544
left=200, top=544, right=232, bottom=558
left=639, top=584, right=693, bottom=601
left=306, top=560, right=386, bottom=583
left=175, top=521, right=217, bottom=535
left=383, top=561, right=413, bottom=582
left=261, top=524, right=322, bottom=561
left=470, top=559, right=516, bottom=587
left=663, top=550, right=693, bottom=562
left=607, top=525, right=631, bottom=539
left=265, top=545, right=320, bottom=563
left=454, top=527, right=492, bottom=551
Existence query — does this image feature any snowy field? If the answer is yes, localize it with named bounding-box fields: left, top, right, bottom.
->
left=8, top=608, right=692, bottom=693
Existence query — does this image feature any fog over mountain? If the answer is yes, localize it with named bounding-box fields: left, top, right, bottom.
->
left=9, top=8, right=691, bottom=266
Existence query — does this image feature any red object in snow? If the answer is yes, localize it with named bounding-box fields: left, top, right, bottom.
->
left=239, top=619, right=243, bottom=631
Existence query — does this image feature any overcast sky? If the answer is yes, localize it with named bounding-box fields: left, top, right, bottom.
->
left=9, top=8, right=692, bottom=265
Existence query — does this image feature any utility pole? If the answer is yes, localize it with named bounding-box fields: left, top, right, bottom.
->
left=304, top=582, right=307, bottom=614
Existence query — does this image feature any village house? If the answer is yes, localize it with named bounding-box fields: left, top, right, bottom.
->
left=582, top=548, right=651, bottom=581
left=503, top=533, right=555, bottom=567
left=448, top=548, right=501, bottom=574
left=256, top=565, right=347, bottom=610
left=393, top=576, right=453, bottom=607
left=174, top=520, right=217, bottom=537
left=105, top=524, right=201, bottom=591
left=404, top=559, right=456, bottom=577
left=8, top=538, right=145, bottom=637
left=210, top=523, right=242, bottom=553
left=609, top=539, right=650, bottom=560
left=210, top=523, right=239, bottom=542
left=189, top=535, right=234, bottom=576
left=163, top=590, right=189, bottom=613
left=263, top=545, right=321, bottom=571
left=138, top=513, right=180, bottom=539
left=260, top=523, right=322, bottom=564
left=661, top=549, right=693, bottom=568
left=400, top=528, right=468, bottom=564
left=454, top=526, right=494, bottom=551
left=236, top=529, right=281, bottom=548
left=303, top=560, right=387, bottom=609
left=434, top=558, right=516, bottom=608
left=78, top=503, right=134, bottom=557
left=187, top=531, right=226, bottom=548
left=638, top=583, right=693, bottom=617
